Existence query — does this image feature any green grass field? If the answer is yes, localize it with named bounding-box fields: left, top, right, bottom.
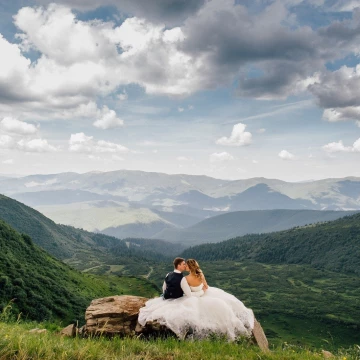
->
left=1, top=322, right=359, bottom=360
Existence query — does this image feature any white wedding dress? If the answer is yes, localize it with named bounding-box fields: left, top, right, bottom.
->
left=138, top=283, right=254, bottom=341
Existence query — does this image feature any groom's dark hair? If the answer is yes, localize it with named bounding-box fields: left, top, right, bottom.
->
left=173, top=257, right=185, bottom=269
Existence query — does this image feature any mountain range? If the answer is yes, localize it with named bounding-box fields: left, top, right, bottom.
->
left=1, top=170, right=360, bottom=240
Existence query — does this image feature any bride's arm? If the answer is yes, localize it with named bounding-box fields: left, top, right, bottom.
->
left=201, top=273, right=209, bottom=291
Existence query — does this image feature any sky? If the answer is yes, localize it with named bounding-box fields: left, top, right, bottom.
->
left=1, top=0, right=360, bottom=181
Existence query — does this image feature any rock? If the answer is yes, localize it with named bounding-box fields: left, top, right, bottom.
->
left=251, top=319, right=269, bottom=352
left=322, top=350, right=334, bottom=358
left=29, top=328, right=47, bottom=334
left=60, top=324, right=76, bottom=337
left=78, top=325, right=87, bottom=336
left=85, top=295, right=148, bottom=336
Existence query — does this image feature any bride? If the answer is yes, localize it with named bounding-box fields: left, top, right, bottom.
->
left=138, top=258, right=254, bottom=340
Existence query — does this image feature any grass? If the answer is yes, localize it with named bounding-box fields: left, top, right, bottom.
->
left=1, top=322, right=359, bottom=360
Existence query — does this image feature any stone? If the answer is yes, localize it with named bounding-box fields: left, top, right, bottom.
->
left=252, top=319, right=269, bottom=352
left=85, top=295, right=148, bottom=336
left=322, top=350, right=334, bottom=358
left=60, top=324, right=76, bottom=337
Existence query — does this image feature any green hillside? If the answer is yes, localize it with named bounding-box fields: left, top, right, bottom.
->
left=0, top=194, right=178, bottom=274
left=0, top=219, right=159, bottom=323
left=181, top=213, right=360, bottom=275
left=0, top=194, right=122, bottom=259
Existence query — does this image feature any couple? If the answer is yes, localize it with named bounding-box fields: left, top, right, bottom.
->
left=138, top=258, right=254, bottom=341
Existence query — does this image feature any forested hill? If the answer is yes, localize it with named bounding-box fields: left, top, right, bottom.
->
left=0, top=219, right=159, bottom=322
left=0, top=194, right=182, bottom=262
left=182, top=213, right=360, bottom=275
left=0, top=193, right=122, bottom=259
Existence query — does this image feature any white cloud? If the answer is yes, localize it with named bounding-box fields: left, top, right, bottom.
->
left=353, top=138, right=360, bottom=152
left=278, top=150, right=295, bottom=160
left=252, top=160, right=259, bottom=164
left=95, top=140, right=128, bottom=153
left=69, top=132, right=93, bottom=152
left=93, top=106, right=124, bottom=129
left=2, top=159, right=13, bottom=164
left=322, top=139, right=360, bottom=153
left=257, top=128, right=266, bottom=134
left=17, top=138, right=57, bottom=152
left=209, top=152, right=234, bottom=163
left=117, top=91, right=128, bottom=101
left=0, top=135, right=14, bottom=149
left=0, top=117, right=38, bottom=135
left=322, top=107, right=360, bottom=122
left=177, top=156, right=191, bottom=161
left=69, top=132, right=129, bottom=154
left=330, top=0, right=360, bottom=11
left=178, top=107, right=184, bottom=112
left=216, top=123, right=252, bottom=147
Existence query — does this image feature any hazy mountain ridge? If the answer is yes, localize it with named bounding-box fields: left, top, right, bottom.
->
left=153, top=209, right=359, bottom=244
left=1, top=171, right=360, bottom=210
left=2, top=171, right=360, bottom=239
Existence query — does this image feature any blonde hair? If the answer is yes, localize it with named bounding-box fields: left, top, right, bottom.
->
left=186, top=259, right=203, bottom=278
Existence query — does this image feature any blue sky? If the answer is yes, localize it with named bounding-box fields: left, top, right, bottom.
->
left=0, top=0, right=360, bottom=181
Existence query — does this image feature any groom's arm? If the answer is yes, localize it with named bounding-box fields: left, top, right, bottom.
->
left=162, top=273, right=169, bottom=293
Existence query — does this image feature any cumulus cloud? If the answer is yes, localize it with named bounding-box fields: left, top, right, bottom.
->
left=117, top=91, right=128, bottom=101
left=322, top=139, right=360, bottom=153
left=36, top=0, right=206, bottom=25
left=0, top=135, right=14, bottom=149
left=0, top=117, right=37, bottom=135
left=0, top=131, right=57, bottom=152
left=330, top=0, right=360, bottom=12
left=278, top=150, right=295, bottom=160
left=209, top=152, right=234, bottom=163
left=309, top=65, right=360, bottom=122
left=216, top=123, right=252, bottom=146
left=93, top=106, right=124, bottom=129
left=69, top=132, right=129, bottom=154
left=17, top=138, right=57, bottom=152
left=1, top=0, right=360, bottom=125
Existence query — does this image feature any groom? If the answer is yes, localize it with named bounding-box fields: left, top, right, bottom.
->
left=163, top=257, right=203, bottom=299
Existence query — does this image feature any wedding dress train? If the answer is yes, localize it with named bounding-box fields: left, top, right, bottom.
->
left=138, top=284, right=254, bottom=341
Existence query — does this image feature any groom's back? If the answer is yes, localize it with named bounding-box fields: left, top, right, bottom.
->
left=163, top=272, right=183, bottom=299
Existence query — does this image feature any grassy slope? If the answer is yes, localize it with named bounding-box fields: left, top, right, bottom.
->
left=1, top=322, right=359, bottom=360
left=0, top=219, right=159, bottom=323
left=181, top=213, right=360, bottom=275
left=149, top=261, right=360, bottom=348
left=0, top=194, right=120, bottom=259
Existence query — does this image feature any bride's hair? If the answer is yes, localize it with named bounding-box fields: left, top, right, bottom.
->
left=186, top=259, right=203, bottom=278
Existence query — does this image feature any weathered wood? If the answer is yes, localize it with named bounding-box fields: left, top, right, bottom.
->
left=252, top=319, right=269, bottom=352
